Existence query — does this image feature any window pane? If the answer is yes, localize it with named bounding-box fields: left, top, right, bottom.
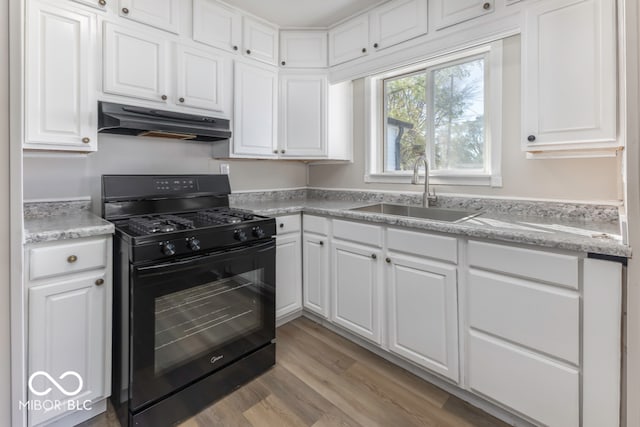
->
left=383, top=73, right=427, bottom=172
left=432, top=58, right=485, bottom=171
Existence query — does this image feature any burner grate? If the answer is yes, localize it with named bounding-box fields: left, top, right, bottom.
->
left=196, top=209, right=254, bottom=225
left=129, top=215, right=195, bottom=235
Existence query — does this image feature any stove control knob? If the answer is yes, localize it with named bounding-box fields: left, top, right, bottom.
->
left=252, top=227, right=266, bottom=238
left=188, top=238, right=201, bottom=251
left=234, top=230, right=248, bottom=242
left=161, top=242, right=176, bottom=256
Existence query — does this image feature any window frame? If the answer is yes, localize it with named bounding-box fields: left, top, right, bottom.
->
left=365, top=41, right=503, bottom=187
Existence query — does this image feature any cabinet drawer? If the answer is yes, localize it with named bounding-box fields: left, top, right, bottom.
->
left=468, top=241, right=579, bottom=289
left=275, top=214, right=301, bottom=235
left=303, top=215, right=328, bottom=235
left=387, top=228, right=457, bottom=263
left=30, top=238, right=107, bottom=280
left=469, top=270, right=579, bottom=364
left=468, top=332, right=579, bottom=427
left=333, top=219, right=382, bottom=247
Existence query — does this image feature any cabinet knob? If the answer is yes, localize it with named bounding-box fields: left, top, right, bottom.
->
left=281, top=61, right=286, bottom=66
left=122, top=7, right=129, bottom=14
left=95, top=278, right=104, bottom=286
left=161, top=95, right=167, bottom=101
left=246, top=49, right=251, bottom=55
left=527, top=135, right=536, bottom=142
left=483, top=2, right=491, bottom=9
left=385, top=257, right=391, bottom=263
left=362, top=48, right=367, bottom=53
left=279, top=223, right=284, bottom=228
left=373, top=43, right=379, bottom=48
left=233, top=45, right=238, bottom=51
left=280, top=149, right=285, bottom=154
left=82, top=137, right=90, bottom=144
left=98, top=0, right=106, bottom=5
left=319, top=241, right=324, bottom=246
left=179, top=97, right=185, bottom=103
left=67, top=255, right=78, bottom=264
left=371, top=254, right=377, bottom=260
left=273, top=150, right=278, bottom=154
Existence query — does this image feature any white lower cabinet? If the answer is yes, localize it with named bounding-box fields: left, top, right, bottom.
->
left=331, top=239, right=383, bottom=345
left=387, top=253, right=459, bottom=382
left=275, top=216, right=302, bottom=320
left=302, top=232, right=329, bottom=318
left=25, top=236, right=112, bottom=427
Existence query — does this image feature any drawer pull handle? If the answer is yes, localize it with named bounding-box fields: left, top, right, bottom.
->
left=67, top=255, right=78, bottom=263
left=95, top=278, right=104, bottom=286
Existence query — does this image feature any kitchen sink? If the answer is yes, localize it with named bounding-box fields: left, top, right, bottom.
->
left=349, top=203, right=482, bottom=223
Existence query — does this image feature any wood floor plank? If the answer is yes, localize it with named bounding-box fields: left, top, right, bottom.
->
left=242, top=394, right=308, bottom=427
left=292, top=317, right=450, bottom=408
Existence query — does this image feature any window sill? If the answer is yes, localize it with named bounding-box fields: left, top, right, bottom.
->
left=364, top=173, right=502, bottom=187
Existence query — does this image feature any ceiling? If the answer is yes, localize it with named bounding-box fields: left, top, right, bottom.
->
left=223, top=0, right=385, bottom=28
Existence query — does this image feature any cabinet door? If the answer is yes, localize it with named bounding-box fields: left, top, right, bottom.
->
left=522, top=0, right=616, bottom=153
left=72, top=0, right=107, bottom=11
left=302, top=233, right=329, bottom=318
left=276, top=233, right=302, bottom=319
left=118, top=0, right=179, bottom=34
left=328, top=15, right=369, bottom=66
left=243, top=17, right=278, bottom=65
left=280, top=31, right=328, bottom=68
left=387, top=254, right=459, bottom=382
left=280, top=74, right=327, bottom=158
left=370, top=0, right=428, bottom=52
left=193, top=0, right=241, bottom=53
left=432, top=0, right=494, bottom=30
left=331, top=240, right=383, bottom=344
left=233, top=62, right=278, bottom=157
left=103, top=23, right=169, bottom=104
left=176, top=44, right=229, bottom=113
left=28, top=273, right=110, bottom=427
left=25, top=0, right=97, bottom=152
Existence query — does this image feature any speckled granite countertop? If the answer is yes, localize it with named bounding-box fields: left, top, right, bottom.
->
left=231, top=197, right=630, bottom=258
left=24, top=200, right=114, bottom=244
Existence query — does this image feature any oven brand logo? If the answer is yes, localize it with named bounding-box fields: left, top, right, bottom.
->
left=210, top=355, right=224, bottom=364
left=19, top=371, right=92, bottom=413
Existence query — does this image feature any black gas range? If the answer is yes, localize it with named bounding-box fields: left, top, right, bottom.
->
left=103, top=175, right=276, bottom=427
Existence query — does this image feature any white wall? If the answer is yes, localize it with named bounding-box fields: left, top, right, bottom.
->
left=23, top=135, right=308, bottom=209
left=309, top=36, right=622, bottom=202
left=0, top=0, right=12, bottom=424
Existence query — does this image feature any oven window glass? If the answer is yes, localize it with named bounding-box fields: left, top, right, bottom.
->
left=154, top=269, right=264, bottom=374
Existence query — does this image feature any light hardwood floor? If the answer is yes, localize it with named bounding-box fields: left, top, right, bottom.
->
left=80, top=317, right=510, bottom=427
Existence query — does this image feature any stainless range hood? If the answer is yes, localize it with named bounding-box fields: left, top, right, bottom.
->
left=98, top=101, right=232, bottom=142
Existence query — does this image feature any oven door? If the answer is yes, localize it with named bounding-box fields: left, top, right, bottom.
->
left=129, top=239, right=275, bottom=411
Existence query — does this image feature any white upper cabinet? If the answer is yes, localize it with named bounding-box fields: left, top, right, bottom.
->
left=193, top=0, right=241, bottom=54
left=279, top=74, right=327, bottom=157
left=233, top=62, right=278, bottom=157
left=432, top=0, right=495, bottom=30
left=279, top=31, right=328, bottom=68
left=118, top=0, right=180, bottom=34
left=103, top=23, right=169, bottom=104
left=175, top=44, right=229, bottom=113
left=522, top=0, right=617, bottom=156
left=243, top=17, right=279, bottom=65
left=72, top=0, right=107, bottom=11
left=370, top=0, right=428, bottom=52
left=25, top=0, right=98, bottom=152
left=328, top=14, right=369, bottom=66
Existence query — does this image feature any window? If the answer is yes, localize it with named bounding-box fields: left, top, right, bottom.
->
left=366, top=42, right=502, bottom=186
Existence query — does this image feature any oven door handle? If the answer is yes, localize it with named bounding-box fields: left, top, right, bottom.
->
left=134, top=240, right=275, bottom=273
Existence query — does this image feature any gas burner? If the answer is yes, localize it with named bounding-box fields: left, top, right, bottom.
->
left=129, top=214, right=195, bottom=236
left=196, top=209, right=254, bottom=226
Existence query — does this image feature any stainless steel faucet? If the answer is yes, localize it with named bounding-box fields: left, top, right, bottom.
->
left=411, top=155, right=436, bottom=207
